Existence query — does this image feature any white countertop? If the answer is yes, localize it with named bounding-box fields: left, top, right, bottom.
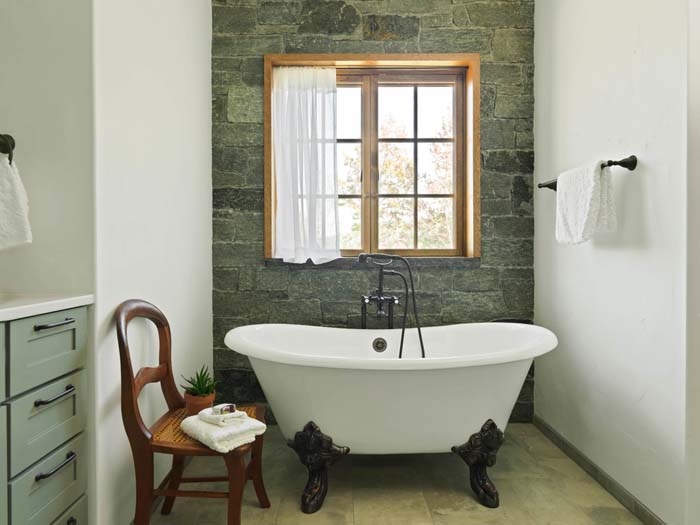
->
left=0, top=293, right=94, bottom=322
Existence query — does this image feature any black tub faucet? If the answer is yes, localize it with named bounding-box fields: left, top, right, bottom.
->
left=360, top=261, right=400, bottom=326
left=358, top=253, right=426, bottom=359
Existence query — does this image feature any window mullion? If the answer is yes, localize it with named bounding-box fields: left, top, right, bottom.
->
left=413, top=84, right=418, bottom=250
left=369, top=75, right=379, bottom=253
left=359, top=74, right=374, bottom=255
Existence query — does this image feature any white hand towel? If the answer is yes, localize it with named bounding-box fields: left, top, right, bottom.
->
left=555, top=161, right=616, bottom=244
left=198, top=406, right=246, bottom=427
left=180, top=413, right=266, bottom=454
left=597, top=167, right=617, bottom=233
left=0, top=155, right=32, bottom=250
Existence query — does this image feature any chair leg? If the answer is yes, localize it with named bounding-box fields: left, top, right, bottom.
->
left=224, top=452, right=247, bottom=525
left=133, top=451, right=154, bottom=525
left=249, top=434, right=271, bottom=508
left=161, top=455, right=185, bottom=515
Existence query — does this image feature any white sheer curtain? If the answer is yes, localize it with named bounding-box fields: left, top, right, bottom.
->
left=272, top=67, right=340, bottom=264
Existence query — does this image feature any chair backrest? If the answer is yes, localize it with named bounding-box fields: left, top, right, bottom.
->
left=115, top=299, right=184, bottom=447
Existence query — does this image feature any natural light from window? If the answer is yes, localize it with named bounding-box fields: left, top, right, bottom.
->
left=264, top=55, right=480, bottom=261
left=337, top=81, right=457, bottom=252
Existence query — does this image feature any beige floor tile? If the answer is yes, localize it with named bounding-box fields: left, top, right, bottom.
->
left=583, top=506, right=642, bottom=524
left=425, top=478, right=537, bottom=525
left=194, top=487, right=278, bottom=525
left=148, top=424, right=640, bottom=525
left=149, top=503, right=203, bottom=525
left=275, top=493, right=354, bottom=525
left=535, top=457, right=594, bottom=481
left=507, top=423, right=543, bottom=438
left=353, top=488, right=433, bottom=525
left=519, top=431, right=570, bottom=460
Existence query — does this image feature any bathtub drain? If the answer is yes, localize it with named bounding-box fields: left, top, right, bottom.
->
left=372, top=338, right=388, bottom=353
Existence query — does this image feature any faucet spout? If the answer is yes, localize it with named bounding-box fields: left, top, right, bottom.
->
left=357, top=253, right=426, bottom=359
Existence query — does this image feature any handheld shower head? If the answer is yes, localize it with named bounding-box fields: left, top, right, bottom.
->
left=357, top=253, right=399, bottom=265
left=356, top=252, right=426, bottom=358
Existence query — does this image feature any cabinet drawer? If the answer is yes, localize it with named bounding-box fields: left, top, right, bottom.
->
left=9, top=370, right=87, bottom=477
left=0, top=323, right=5, bottom=399
left=9, top=307, right=87, bottom=396
left=1, top=405, right=7, bottom=525
left=50, top=494, right=87, bottom=525
left=10, top=434, right=86, bottom=525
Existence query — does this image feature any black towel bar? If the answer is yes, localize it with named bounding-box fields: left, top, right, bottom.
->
left=0, top=134, right=15, bottom=165
left=538, top=155, right=638, bottom=191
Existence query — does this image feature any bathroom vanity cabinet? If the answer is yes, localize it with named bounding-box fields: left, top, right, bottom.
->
left=0, top=295, right=92, bottom=525
left=1, top=404, right=6, bottom=525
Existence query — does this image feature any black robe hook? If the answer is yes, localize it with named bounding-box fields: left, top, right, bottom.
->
left=0, top=134, right=15, bottom=165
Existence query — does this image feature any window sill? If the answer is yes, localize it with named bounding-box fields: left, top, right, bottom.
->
left=265, top=256, right=481, bottom=270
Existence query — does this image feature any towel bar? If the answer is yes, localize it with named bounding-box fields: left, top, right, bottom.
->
left=0, top=134, right=15, bottom=164
left=538, top=155, right=637, bottom=191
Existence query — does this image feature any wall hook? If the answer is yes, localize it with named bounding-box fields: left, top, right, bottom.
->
left=0, top=134, right=16, bottom=165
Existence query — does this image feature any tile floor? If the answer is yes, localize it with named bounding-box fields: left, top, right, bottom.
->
left=149, top=424, right=640, bottom=524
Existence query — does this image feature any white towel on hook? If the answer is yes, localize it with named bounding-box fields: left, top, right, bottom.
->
left=597, top=166, right=617, bottom=233
left=555, top=160, right=617, bottom=244
left=0, top=155, right=32, bottom=250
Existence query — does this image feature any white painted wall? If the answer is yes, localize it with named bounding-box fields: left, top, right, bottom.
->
left=685, top=0, right=700, bottom=521
left=0, top=0, right=94, bottom=293
left=91, top=1, right=213, bottom=523
left=534, top=1, right=688, bottom=523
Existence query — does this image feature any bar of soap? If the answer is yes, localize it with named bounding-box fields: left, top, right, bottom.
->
left=212, top=403, right=237, bottom=415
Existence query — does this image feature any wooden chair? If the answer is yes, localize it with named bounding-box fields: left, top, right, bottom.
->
left=115, top=299, right=271, bottom=525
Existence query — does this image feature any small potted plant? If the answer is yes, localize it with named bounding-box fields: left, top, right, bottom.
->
left=181, top=366, right=217, bottom=416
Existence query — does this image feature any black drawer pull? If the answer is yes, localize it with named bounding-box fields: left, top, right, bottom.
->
left=34, top=384, right=75, bottom=407
left=34, top=317, right=76, bottom=331
left=67, top=518, right=77, bottom=525
left=35, top=451, right=77, bottom=482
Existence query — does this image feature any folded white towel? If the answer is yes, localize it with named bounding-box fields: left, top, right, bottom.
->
left=0, top=155, right=32, bottom=251
left=180, top=413, right=266, bottom=454
left=555, top=160, right=617, bottom=244
left=198, top=405, right=246, bottom=427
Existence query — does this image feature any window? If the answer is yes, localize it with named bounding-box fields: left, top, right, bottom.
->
left=264, top=55, right=481, bottom=259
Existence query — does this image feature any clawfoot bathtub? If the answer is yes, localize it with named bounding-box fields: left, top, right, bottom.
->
left=225, top=322, right=557, bottom=511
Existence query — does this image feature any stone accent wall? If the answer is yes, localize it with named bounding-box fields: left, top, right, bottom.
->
left=212, top=0, right=535, bottom=422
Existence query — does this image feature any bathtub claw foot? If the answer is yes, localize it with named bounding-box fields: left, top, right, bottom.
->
left=452, top=419, right=504, bottom=509
left=288, top=421, right=350, bottom=514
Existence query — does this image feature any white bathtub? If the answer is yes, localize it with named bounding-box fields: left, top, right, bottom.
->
left=225, top=323, right=557, bottom=454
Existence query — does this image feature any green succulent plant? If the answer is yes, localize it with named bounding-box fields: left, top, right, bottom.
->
left=181, top=366, right=217, bottom=396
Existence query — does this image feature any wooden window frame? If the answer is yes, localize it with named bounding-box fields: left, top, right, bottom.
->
left=264, top=54, right=481, bottom=259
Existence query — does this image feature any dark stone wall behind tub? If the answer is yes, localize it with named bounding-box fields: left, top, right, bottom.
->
left=211, top=0, right=535, bottom=423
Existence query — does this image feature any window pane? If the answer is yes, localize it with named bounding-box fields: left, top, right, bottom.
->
left=418, top=198, right=454, bottom=249
left=379, top=143, right=414, bottom=194
left=337, top=142, right=361, bottom=195
left=418, top=86, right=454, bottom=138
left=418, top=143, right=453, bottom=194
left=378, top=86, right=414, bottom=138
left=337, top=86, right=361, bottom=139
left=378, top=198, right=414, bottom=249
left=338, top=198, right=361, bottom=250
